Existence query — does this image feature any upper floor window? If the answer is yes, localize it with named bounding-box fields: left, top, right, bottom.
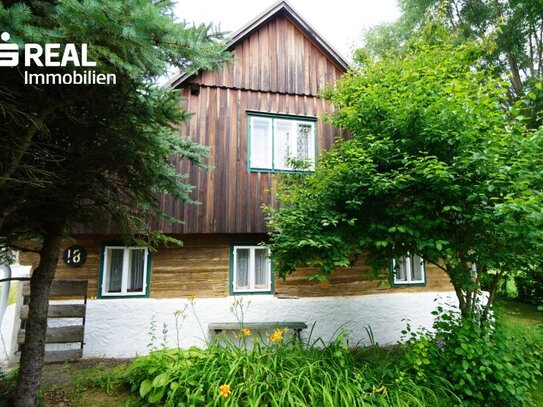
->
left=248, top=114, right=316, bottom=171
left=231, top=245, right=272, bottom=294
left=391, top=254, right=426, bottom=286
left=101, top=246, right=149, bottom=297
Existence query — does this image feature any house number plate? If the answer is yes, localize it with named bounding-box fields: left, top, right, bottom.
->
left=63, top=245, right=87, bottom=267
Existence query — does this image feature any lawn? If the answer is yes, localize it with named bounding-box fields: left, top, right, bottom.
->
left=494, top=298, right=543, bottom=406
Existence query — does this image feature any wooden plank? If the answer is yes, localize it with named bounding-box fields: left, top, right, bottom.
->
left=18, top=326, right=84, bottom=344
left=22, top=280, right=88, bottom=297
left=20, top=304, right=86, bottom=320
left=209, top=322, right=307, bottom=332
left=44, top=349, right=83, bottom=364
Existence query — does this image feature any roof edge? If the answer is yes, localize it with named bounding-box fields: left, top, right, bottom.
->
left=169, top=0, right=349, bottom=89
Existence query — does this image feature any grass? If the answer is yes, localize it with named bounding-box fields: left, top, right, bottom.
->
left=123, top=333, right=460, bottom=407
left=7, top=282, right=18, bottom=306
left=494, top=298, right=543, bottom=406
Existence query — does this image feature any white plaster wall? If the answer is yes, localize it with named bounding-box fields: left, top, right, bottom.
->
left=0, top=304, right=16, bottom=365
left=82, top=292, right=457, bottom=358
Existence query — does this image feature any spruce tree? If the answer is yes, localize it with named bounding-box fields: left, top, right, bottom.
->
left=0, top=1, right=229, bottom=405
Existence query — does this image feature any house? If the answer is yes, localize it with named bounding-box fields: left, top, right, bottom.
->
left=8, top=1, right=455, bottom=360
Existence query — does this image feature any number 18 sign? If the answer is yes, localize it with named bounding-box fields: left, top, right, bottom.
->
left=63, top=245, right=87, bottom=267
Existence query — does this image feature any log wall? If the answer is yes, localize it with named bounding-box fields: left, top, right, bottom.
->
left=19, top=235, right=453, bottom=299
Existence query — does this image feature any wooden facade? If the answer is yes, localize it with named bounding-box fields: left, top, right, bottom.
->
left=19, top=2, right=454, bottom=299
left=154, top=6, right=346, bottom=234
left=20, top=234, right=453, bottom=299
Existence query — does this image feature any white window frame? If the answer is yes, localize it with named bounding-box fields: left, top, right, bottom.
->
left=248, top=115, right=316, bottom=172
left=392, top=254, right=426, bottom=285
left=101, top=246, right=149, bottom=297
left=232, top=245, right=272, bottom=294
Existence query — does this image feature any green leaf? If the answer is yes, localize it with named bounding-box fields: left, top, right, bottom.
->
left=148, top=388, right=166, bottom=404
left=153, top=372, right=171, bottom=387
left=140, top=379, right=152, bottom=397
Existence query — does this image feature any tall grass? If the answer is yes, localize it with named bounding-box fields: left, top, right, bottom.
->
left=124, top=331, right=460, bottom=406
left=495, top=299, right=543, bottom=406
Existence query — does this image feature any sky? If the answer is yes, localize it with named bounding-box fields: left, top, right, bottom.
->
left=175, top=0, right=400, bottom=61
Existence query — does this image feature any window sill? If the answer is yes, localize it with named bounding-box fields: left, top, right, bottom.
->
left=391, top=282, right=426, bottom=288
left=230, top=291, right=274, bottom=296
left=248, top=168, right=314, bottom=174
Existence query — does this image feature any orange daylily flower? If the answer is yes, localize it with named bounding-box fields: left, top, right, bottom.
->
left=219, top=384, right=231, bottom=398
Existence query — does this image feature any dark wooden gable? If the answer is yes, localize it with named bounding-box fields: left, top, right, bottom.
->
left=171, top=1, right=347, bottom=95
left=154, top=3, right=347, bottom=235
left=193, top=15, right=344, bottom=95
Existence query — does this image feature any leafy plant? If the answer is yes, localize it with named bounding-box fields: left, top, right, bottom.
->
left=265, top=21, right=543, bottom=324
left=515, top=268, right=543, bottom=305
left=0, top=369, right=17, bottom=407
left=402, top=307, right=543, bottom=406
left=125, top=332, right=459, bottom=406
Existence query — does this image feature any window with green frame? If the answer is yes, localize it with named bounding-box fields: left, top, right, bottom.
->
left=391, top=254, right=426, bottom=286
left=231, top=244, right=273, bottom=294
left=248, top=113, right=316, bottom=171
left=100, top=246, right=150, bottom=297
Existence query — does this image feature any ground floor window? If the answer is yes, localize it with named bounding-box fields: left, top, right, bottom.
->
left=392, top=254, right=426, bottom=286
left=100, top=246, right=149, bottom=297
left=231, top=245, right=272, bottom=294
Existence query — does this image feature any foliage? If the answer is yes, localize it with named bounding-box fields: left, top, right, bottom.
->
left=124, top=333, right=459, bottom=406
left=0, top=0, right=230, bottom=251
left=0, top=370, right=17, bottom=407
left=0, top=1, right=229, bottom=404
left=266, top=23, right=543, bottom=320
left=362, top=0, right=543, bottom=124
left=402, top=307, right=543, bottom=406
left=514, top=267, right=543, bottom=306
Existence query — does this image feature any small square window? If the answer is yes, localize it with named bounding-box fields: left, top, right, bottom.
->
left=231, top=245, right=272, bottom=294
left=249, top=114, right=316, bottom=171
left=392, top=254, right=425, bottom=286
left=101, top=246, right=149, bottom=297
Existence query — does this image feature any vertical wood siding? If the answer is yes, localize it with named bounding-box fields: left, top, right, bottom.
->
left=197, top=16, right=344, bottom=95
left=155, top=15, right=346, bottom=234
left=155, top=87, right=344, bottom=234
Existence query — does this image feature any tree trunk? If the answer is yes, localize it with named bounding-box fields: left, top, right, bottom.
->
left=507, top=52, right=523, bottom=98
left=481, top=270, right=503, bottom=323
left=14, top=230, right=63, bottom=407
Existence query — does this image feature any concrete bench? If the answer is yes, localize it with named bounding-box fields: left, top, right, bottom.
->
left=208, top=322, right=307, bottom=335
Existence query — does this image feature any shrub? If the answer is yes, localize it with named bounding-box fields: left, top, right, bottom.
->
left=515, top=269, right=543, bottom=305
left=402, top=307, right=543, bottom=406
left=124, top=332, right=458, bottom=406
left=0, top=370, right=17, bottom=407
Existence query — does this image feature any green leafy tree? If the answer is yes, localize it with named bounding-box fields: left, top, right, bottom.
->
left=362, top=0, right=543, bottom=125
left=266, top=24, right=543, bottom=323
left=0, top=1, right=229, bottom=405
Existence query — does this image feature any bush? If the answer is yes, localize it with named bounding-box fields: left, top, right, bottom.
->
left=515, top=269, right=543, bottom=305
left=0, top=369, right=17, bottom=407
left=402, top=307, right=543, bottom=406
left=124, top=331, right=458, bottom=406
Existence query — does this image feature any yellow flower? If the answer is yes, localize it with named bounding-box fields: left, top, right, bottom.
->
left=371, top=385, right=388, bottom=397
left=269, top=328, right=285, bottom=343
left=219, top=384, right=231, bottom=398
left=188, top=295, right=195, bottom=302
left=240, top=328, right=252, bottom=337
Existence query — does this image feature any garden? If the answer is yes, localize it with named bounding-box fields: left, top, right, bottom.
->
left=1, top=292, right=541, bottom=407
